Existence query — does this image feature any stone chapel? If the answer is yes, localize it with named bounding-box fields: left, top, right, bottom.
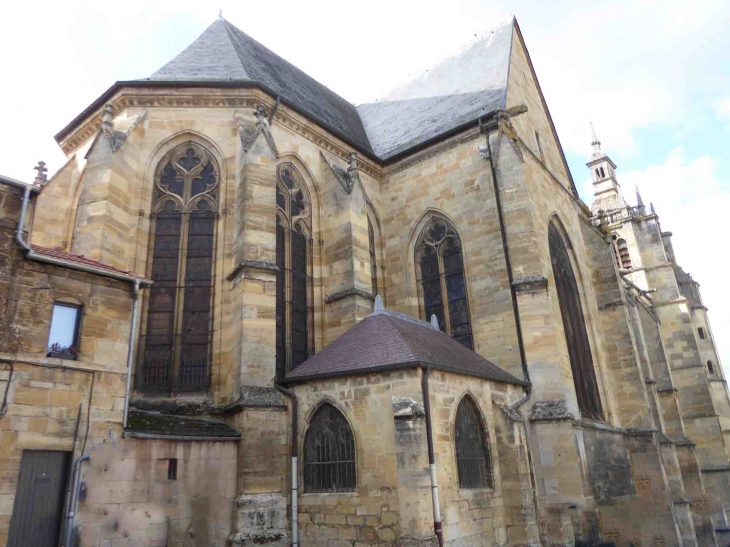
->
left=0, top=14, right=729, bottom=547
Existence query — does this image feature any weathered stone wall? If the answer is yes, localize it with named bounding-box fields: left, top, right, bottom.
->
left=291, top=370, right=531, bottom=547
left=79, top=437, right=237, bottom=547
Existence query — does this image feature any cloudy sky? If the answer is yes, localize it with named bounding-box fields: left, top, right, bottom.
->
left=2, top=0, right=728, bottom=371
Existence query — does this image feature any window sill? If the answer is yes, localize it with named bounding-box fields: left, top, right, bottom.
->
left=300, top=491, right=359, bottom=498
left=46, top=352, right=78, bottom=361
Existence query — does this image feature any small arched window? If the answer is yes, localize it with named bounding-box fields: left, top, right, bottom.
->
left=140, top=142, right=218, bottom=392
left=276, top=163, right=313, bottom=380
left=455, top=396, right=493, bottom=489
left=549, top=221, right=604, bottom=420
left=415, top=217, right=473, bottom=349
left=616, top=238, right=632, bottom=269
left=708, top=360, right=715, bottom=374
left=304, top=403, right=356, bottom=492
left=368, top=217, right=378, bottom=297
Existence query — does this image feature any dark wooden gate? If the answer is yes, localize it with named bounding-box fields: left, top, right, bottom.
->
left=8, top=450, right=70, bottom=547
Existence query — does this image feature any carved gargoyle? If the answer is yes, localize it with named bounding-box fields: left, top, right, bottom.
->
left=323, top=152, right=360, bottom=194
left=100, top=102, right=146, bottom=153
left=235, top=104, right=279, bottom=158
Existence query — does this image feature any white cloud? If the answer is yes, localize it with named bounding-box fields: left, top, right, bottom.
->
left=616, top=148, right=730, bottom=374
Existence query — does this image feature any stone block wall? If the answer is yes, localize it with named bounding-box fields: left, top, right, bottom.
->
left=79, top=438, right=238, bottom=547
left=291, top=370, right=531, bottom=546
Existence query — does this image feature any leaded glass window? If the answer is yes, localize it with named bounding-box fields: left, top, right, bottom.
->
left=368, top=217, right=378, bottom=297
left=455, top=396, right=492, bottom=489
left=415, top=218, right=473, bottom=348
left=548, top=221, right=603, bottom=420
left=139, top=143, right=218, bottom=392
left=276, top=163, right=313, bottom=380
left=304, top=403, right=356, bottom=493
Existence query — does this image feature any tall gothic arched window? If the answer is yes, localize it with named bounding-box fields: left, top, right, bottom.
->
left=276, top=163, right=313, bottom=380
left=304, top=403, right=356, bottom=492
left=455, top=395, right=493, bottom=489
left=548, top=221, right=603, bottom=420
left=368, top=217, right=378, bottom=297
left=140, top=142, right=218, bottom=391
left=615, top=238, right=632, bottom=269
left=415, top=217, right=473, bottom=349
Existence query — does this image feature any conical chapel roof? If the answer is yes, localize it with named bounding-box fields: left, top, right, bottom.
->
left=283, top=306, right=526, bottom=386
left=147, top=17, right=374, bottom=153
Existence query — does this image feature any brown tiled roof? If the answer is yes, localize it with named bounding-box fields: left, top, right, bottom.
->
left=30, top=245, right=147, bottom=280
left=283, top=310, right=527, bottom=386
left=125, top=410, right=241, bottom=440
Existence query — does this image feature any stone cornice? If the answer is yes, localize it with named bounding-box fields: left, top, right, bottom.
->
left=58, top=87, right=384, bottom=180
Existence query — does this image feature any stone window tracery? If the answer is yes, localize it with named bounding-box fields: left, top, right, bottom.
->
left=415, top=217, right=473, bottom=349
left=549, top=221, right=604, bottom=420
left=140, top=142, right=218, bottom=392
left=455, top=395, right=493, bottom=489
left=304, top=403, right=356, bottom=493
left=276, top=163, right=313, bottom=380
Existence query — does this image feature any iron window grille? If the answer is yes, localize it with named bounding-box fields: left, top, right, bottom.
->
left=276, top=163, right=314, bottom=380
left=455, top=396, right=493, bottom=489
left=549, top=222, right=604, bottom=420
left=304, top=403, right=356, bottom=493
left=415, top=217, right=473, bottom=349
left=138, top=143, right=218, bottom=393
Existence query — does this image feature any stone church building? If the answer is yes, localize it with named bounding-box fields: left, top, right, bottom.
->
left=0, top=14, right=728, bottom=547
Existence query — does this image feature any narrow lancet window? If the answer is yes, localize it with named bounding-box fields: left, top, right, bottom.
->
left=616, top=238, right=632, bottom=269
left=140, top=143, right=218, bottom=392
left=455, top=396, right=493, bottom=489
left=368, top=217, right=378, bottom=297
left=549, top=221, right=603, bottom=420
left=415, top=217, right=473, bottom=349
left=304, top=403, right=356, bottom=492
left=276, top=163, right=313, bottom=379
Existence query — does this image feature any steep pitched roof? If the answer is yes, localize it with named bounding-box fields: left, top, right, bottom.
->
left=356, top=19, right=514, bottom=159
left=146, top=17, right=373, bottom=154
left=283, top=308, right=526, bottom=386
left=56, top=18, right=520, bottom=163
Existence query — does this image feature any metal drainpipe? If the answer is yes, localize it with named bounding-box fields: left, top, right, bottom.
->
left=275, top=384, right=298, bottom=547
left=64, top=454, right=90, bottom=547
left=483, top=128, right=531, bottom=410
left=421, top=367, right=443, bottom=547
left=123, top=279, right=141, bottom=430
left=15, top=185, right=32, bottom=252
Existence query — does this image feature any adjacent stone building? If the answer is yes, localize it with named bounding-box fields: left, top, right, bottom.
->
left=0, top=14, right=728, bottom=547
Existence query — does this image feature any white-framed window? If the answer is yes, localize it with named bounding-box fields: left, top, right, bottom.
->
left=47, top=303, right=82, bottom=359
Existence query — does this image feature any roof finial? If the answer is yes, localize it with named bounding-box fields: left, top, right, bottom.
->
left=218, top=9, right=223, bottom=19
left=374, top=294, right=385, bottom=312
left=430, top=314, right=440, bottom=331
left=589, top=122, right=604, bottom=160
left=33, top=161, right=48, bottom=186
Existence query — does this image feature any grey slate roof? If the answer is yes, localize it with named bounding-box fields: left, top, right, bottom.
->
left=125, top=410, right=241, bottom=440
left=356, top=20, right=513, bottom=159
left=283, top=308, right=526, bottom=386
left=147, top=18, right=373, bottom=154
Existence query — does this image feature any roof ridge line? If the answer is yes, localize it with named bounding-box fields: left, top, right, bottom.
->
left=219, top=18, right=250, bottom=79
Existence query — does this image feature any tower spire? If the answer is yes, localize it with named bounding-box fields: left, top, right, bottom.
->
left=590, top=123, right=603, bottom=160
left=635, top=184, right=646, bottom=215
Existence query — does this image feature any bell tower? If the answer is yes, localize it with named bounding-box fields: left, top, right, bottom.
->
left=587, top=124, right=625, bottom=213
